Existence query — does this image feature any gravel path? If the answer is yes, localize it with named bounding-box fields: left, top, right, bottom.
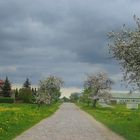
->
left=14, top=103, right=125, bottom=140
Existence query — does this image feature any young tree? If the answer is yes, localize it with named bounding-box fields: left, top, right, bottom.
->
left=2, top=76, right=11, bottom=97
left=84, top=73, right=113, bottom=107
left=35, top=75, right=64, bottom=105
left=14, top=88, right=19, bottom=98
left=108, top=15, right=140, bottom=90
left=62, top=96, right=70, bottom=102
left=18, top=88, right=33, bottom=103
left=81, top=88, right=92, bottom=106
left=17, top=78, right=33, bottom=103
left=23, top=78, right=31, bottom=89
left=70, top=93, right=80, bottom=103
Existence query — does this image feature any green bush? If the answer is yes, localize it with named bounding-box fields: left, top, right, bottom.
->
left=0, top=98, right=15, bottom=103
left=18, top=88, right=33, bottom=103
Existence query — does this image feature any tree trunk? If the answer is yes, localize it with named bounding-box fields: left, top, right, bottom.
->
left=87, top=100, right=90, bottom=106
left=92, top=99, right=97, bottom=108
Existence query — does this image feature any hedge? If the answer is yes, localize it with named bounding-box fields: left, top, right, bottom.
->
left=0, top=98, right=15, bottom=103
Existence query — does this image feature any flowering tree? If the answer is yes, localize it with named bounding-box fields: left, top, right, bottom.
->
left=35, top=75, right=64, bottom=106
left=108, top=15, right=140, bottom=90
left=84, top=73, right=113, bottom=107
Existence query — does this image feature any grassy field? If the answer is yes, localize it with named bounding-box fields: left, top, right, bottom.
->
left=77, top=103, right=140, bottom=140
left=0, top=102, right=61, bottom=140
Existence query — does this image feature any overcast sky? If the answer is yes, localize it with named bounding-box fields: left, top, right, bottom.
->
left=0, top=0, right=140, bottom=95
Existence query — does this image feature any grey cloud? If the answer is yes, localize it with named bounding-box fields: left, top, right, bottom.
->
left=0, top=0, right=140, bottom=90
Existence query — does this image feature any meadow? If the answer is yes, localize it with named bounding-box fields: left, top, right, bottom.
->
left=77, top=103, right=140, bottom=140
left=0, top=103, right=61, bottom=140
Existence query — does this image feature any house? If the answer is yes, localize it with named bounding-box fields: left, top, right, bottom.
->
left=0, top=80, right=4, bottom=96
left=110, top=93, right=140, bottom=104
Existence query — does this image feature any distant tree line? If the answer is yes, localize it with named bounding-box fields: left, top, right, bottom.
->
left=0, top=75, right=64, bottom=105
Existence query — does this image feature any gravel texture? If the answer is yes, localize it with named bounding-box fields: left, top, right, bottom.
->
left=14, top=103, right=125, bottom=140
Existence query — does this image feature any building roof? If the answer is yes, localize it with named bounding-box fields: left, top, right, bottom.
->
left=0, top=80, right=4, bottom=85
left=111, top=93, right=140, bottom=98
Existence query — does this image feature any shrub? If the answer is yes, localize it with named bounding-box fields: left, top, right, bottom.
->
left=18, top=88, right=33, bottom=103
left=0, top=98, right=14, bottom=103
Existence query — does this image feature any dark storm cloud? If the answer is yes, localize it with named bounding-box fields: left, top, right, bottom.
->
left=0, top=0, right=140, bottom=89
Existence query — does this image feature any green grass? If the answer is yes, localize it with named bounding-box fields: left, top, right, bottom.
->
left=0, top=102, right=61, bottom=140
left=77, top=103, right=140, bottom=140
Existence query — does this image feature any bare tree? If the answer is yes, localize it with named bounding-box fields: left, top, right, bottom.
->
left=108, top=15, right=140, bottom=90
left=84, top=73, right=113, bottom=107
